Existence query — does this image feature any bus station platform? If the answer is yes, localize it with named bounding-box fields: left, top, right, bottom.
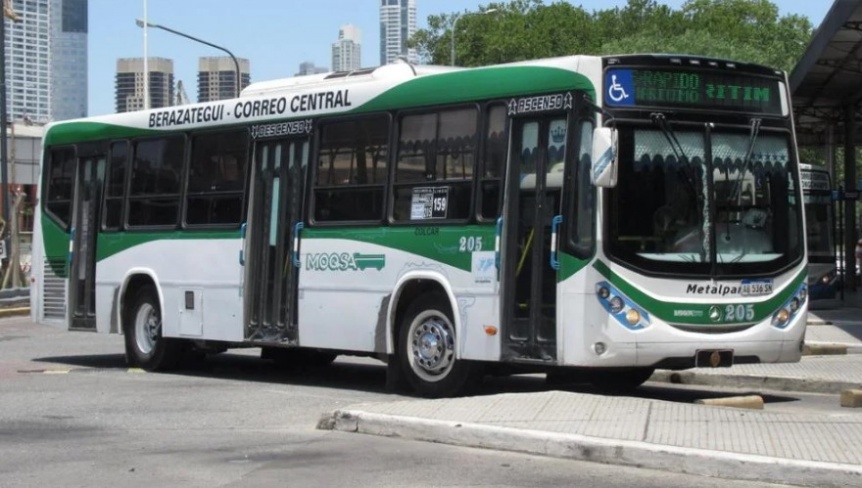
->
left=322, top=292, right=862, bottom=488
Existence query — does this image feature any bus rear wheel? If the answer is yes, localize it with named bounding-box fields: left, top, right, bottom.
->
left=397, top=293, right=479, bottom=398
left=123, top=286, right=182, bottom=371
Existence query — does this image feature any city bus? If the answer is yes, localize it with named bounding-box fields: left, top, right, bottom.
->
left=800, top=164, right=837, bottom=300
left=31, top=54, right=807, bottom=397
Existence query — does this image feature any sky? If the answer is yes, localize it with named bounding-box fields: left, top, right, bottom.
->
left=87, top=0, right=834, bottom=117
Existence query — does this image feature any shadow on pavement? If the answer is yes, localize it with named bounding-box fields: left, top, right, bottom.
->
left=33, top=352, right=803, bottom=406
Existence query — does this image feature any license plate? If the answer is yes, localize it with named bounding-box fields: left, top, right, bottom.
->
left=741, top=279, right=772, bottom=296
left=695, top=349, right=734, bottom=368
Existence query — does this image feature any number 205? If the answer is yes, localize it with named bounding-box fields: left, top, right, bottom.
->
left=725, top=304, right=754, bottom=322
left=459, top=236, right=483, bottom=252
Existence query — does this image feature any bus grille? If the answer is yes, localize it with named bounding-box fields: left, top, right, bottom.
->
left=42, top=258, right=66, bottom=319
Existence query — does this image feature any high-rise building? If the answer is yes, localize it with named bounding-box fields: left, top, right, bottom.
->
left=295, top=62, right=328, bottom=77
left=332, top=24, right=361, bottom=72
left=197, top=56, right=251, bottom=102
left=51, top=0, right=88, bottom=121
left=115, top=58, right=174, bottom=113
left=379, top=0, right=417, bottom=65
left=4, top=0, right=87, bottom=123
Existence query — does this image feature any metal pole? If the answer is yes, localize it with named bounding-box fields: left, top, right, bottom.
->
left=0, top=13, right=10, bottom=237
left=137, top=20, right=241, bottom=98
left=450, top=13, right=461, bottom=66
left=143, top=0, right=149, bottom=110
left=845, top=104, right=857, bottom=291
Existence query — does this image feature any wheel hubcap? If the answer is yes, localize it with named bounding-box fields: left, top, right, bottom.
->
left=135, top=303, right=160, bottom=355
left=410, top=314, right=455, bottom=379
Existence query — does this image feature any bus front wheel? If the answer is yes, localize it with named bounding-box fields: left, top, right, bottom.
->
left=397, top=293, right=479, bottom=398
left=123, top=286, right=182, bottom=371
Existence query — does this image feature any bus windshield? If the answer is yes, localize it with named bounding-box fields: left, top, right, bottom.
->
left=608, top=125, right=803, bottom=276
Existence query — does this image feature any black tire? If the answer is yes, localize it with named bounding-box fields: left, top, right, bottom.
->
left=587, top=367, right=655, bottom=393
left=123, top=286, right=182, bottom=371
left=397, top=293, right=480, bottom=398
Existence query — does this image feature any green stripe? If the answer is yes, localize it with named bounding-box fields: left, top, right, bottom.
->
left=592, top=259, right=806, bottom=326
left=41, top=215, right=69, bottom=277
left=303, top=225, right=495, bottom=272
left=353, top=66, right=596, bottom=114
left=44, top=122, right=161, bottom=146
left=558, top=252, right=592, bottom=282
left=95, top=229, right=239, bottom=262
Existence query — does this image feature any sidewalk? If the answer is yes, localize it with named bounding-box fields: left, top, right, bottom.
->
left=322, top=295, right=862, bottom=488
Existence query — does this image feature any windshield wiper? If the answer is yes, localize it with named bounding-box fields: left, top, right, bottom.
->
left=730, top=118, right=762, bottom=203
left=651, top=112, right=687, bottom=162
left=651, top=112, right=698, bottom=196
left=724, top=118, right=762, bottom=242
left=651, top=113, right=709, bottom=263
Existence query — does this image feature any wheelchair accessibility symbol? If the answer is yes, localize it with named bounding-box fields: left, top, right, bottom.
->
left=605, top=69, right=634, bottom=106
left=608, top=75, right=629, bottom=102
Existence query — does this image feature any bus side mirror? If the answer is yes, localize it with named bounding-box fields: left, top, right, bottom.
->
left=591, top=127, right=618, bottom=188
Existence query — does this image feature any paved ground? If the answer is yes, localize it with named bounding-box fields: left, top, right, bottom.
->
left=9, top=288, right=862, bottom=487
left=323, top=291, right=862, bottom=488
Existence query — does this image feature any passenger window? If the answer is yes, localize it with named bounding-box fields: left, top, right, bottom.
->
left=313, top=115, right=389, bottom=222
left=480, top=105, right=507, bottom=219
left=103, top=141, right=128, bottom=230
left=393, top=107, right=477, bottom=221
left=185, top=130, right=248, bottom=226
left=128, top=136, right=185, bottom=227
left=44, top=147, right=76, bottom=227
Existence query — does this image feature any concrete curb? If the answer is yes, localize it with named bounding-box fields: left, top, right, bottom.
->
left=0, top=307, right=29, bottom=318
left=803, top=343, right=848, bottom=356
left=323, top=409, right=862, bottom=488
left=805, top=341, right=862, bottom=355
left=651, top=370, right=862, bottom=394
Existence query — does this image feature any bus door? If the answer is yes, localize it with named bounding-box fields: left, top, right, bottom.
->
left=501, top=115, right=568, bottom=361
left=69, top=146, right=106, bottom=331
left=244, top=136, right=309, bottom=343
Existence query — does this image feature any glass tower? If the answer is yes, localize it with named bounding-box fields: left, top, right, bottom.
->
left=379, top=0, right=416, bottom=65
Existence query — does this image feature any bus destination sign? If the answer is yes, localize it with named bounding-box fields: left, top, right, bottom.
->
left=604, top=68, right=783, bottom=114
left=800, top=170, right=831, bottom=192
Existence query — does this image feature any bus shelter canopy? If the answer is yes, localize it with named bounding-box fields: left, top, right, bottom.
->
left=791, top=0, right=862, bottom=146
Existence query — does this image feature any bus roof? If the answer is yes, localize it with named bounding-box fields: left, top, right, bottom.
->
left=44, top=56, right=601, bottom=147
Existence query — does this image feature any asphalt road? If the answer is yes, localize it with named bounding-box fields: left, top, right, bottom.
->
left=0, top=316, right=840, bottom=487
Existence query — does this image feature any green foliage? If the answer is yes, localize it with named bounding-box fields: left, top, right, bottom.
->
left=410, top=0, right=813, bottom=72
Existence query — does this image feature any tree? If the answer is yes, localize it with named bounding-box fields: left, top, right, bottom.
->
left=409, top=0, right=813, bottom=73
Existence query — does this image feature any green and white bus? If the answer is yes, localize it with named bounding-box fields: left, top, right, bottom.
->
left=31, top=54, right=807, bottom=397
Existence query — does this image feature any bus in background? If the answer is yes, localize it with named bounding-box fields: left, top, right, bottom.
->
left=31, top=54, right=807, bottom=398
left=800, top=164, right=838, bottom=300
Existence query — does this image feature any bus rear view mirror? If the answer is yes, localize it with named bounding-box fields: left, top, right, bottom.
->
left=591, top=127, right=618, bottom=188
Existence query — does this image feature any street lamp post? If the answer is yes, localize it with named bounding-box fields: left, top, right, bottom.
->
left=135, top=19, right=242, bottom=98
left=450, top=8, right=497, bottom=66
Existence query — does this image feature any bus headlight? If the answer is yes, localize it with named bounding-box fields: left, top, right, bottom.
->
left=789, top=297, right=800, bottom=313
left=609, top=296, right=624, bottom=314
left=595, top=281, right=651, bottom=330
left=772, top=283, right=807, bottom=329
